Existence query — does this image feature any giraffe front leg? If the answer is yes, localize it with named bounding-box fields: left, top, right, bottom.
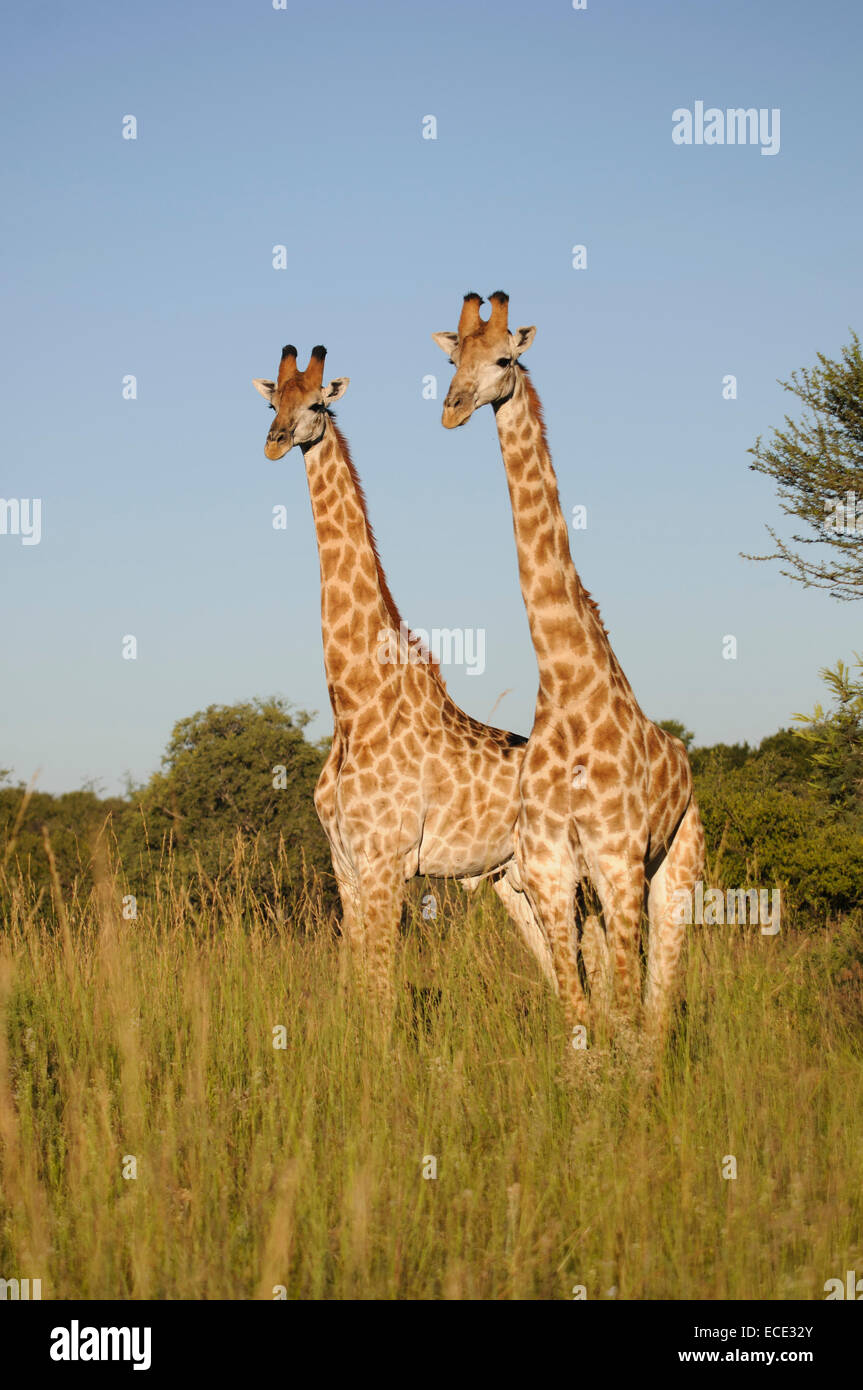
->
left=314, top=754, right=362, bottom=946
left=645, top=799, right=705, bottom=1038
left=332, top=861, right=361, bottom=950
left=352, top=852, right=406, bottom=1014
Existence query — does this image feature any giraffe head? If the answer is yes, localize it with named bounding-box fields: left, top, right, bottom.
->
left=252, top=344, right=349, bottom=459
left=432, top=292, right=536, bottom=428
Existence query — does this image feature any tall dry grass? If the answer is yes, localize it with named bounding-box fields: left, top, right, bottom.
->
left=0, top=841, right=861, bottom=1300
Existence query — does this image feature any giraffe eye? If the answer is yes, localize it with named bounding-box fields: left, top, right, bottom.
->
left=496, top=357, right=512, bottom=368
left=269, top=403, right=276, bottom=411
left=448, top=357, right=455, bottom=365
left=309, top=402, right=325, bottom=413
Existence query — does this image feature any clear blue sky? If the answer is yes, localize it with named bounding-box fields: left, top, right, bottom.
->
left=2, top=0, right=861, bottom=794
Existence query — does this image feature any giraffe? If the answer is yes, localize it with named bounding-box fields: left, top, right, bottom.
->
left=432, top=293, right=705, bottom=1034
left=252, top=342, right=559, bottom=1008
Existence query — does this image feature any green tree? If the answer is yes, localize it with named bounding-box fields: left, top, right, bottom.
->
left=117, top=697, right=335, bottom=914
left=794, top=655, right=863, bottom=806
left=745, top=331, right=863, bottom=600
left=688, top=740, right=752, bottom=779
left=694, top=749, right=863, bottom=921
left=1, top=786, right=127, bottom=905
left=692, top=721, right=863, bottom=923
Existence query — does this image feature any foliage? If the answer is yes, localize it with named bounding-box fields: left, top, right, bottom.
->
left=794, top=654, right=863, bottom=805
left=694, top=748, right=863, bottom=922
left=0, top=787, right=128, bottom=899
left=745, top=331, right=863, bottom=599
left=1, top=699, right=336, bottom=922
left=116, top=698, right=334, bottom=914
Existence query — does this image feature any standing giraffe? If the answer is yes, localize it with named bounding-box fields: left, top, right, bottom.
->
left=432, top=293, right=705, bottom=1033
left=252, top=342, right=558, bottom=1006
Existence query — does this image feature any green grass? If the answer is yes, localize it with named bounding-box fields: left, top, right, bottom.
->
left=1, top=854, right=862, bottom=1300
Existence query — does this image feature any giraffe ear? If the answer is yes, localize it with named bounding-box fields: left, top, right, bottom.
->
left=252, top=378, right=277, bottom=403
left=323, top=377, right=350, bottom=403
left=510, top=326, right=536, bottom=358
left=431, top=331, right=458, bottom=355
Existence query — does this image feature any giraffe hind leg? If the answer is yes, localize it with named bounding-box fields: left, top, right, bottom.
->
left=517, top=848, right=587, bottom=1029
left=490, top=870, right=558, bottom=992
left=580, top=912, right=611, bottom=1011
left=645, top=799, right=706, bottom=1037
left=581, top=849, right=646, bottom=1022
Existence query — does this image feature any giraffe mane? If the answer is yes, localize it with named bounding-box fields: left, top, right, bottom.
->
left=519, top=368, right=610, bottom=640
left=328, top=417, right=447, bottom=687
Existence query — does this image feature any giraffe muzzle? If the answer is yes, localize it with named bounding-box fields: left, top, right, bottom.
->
left=441, top=392, right=474, bottom=429
left=265, top=430, right=292, bottom=460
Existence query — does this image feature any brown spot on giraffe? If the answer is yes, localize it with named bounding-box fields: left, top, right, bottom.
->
left=594, top=717, right=622, bottom=756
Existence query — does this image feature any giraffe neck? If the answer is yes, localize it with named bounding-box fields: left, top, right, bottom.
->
left=302, top=417, right=436, bottom=720
left=493, top=371, right=617, bottom=702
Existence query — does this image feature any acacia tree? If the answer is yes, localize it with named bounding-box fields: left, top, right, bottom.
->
left=745, top=331, right=863, bottom=600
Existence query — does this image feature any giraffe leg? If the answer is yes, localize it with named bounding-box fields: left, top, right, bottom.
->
left=491, top=870, right=558, bottom=992
left=352, top=853, right=406, bottom=1009
left=331, top=862, right=362, bottom=950
left=580, top=913, right=611, bottom=1010
left=314, top=758, right=365, bottom=951
left=582, top=851, right=646, bottom=1021
left=645, top=799, right=705, bottom=1037
left=518, top=849, right=587, bottom=1029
